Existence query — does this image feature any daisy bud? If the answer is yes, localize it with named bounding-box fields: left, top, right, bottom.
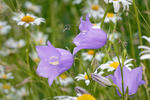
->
left=91, top=73, right=112, bottom=87
left=75, top=86, right=89, bottom=96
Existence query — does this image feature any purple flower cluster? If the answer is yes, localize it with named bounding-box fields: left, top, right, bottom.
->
left=36, top=15, right=107, bottom=85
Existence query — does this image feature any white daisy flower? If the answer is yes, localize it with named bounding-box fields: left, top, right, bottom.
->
left=108, top=32, right=120, bottom=42
left=54, top=94, right=96, bottom=100
left=5, top=38, right=26, bottom=49
left=75, top=72, right=90, bottom=86
left=0, top=1, right=8, bottom=13
left=0, top=48, right=17, bottom=56
left=25, top=1, right=41, bottom=13
left=72, top=0, right=82, bottom=4
left=56, top=73, right=74, bottom=86
left=104, top=0, right=132, bottom=13
left=13, top=13, right=45, bottom=27
left=17, top=87, right=29, bottom=97
left=82, top=50, right=104, bottom=61
left=138, top=36, right=150, bottom=60
left=0, top=83, right=16, bottom=93
left=92, top=23, right=101, bottom=29
left=83, top=0, right=104, bottom=19
left=104, top=12, right=121, bottom=23
left=96, top=56, right=133, bottom=72
left=0, top=21, right=11, bottom=35
left=29, top=51, right=40, bottom=63
left=0, top=67, right=14, bottom=79
left=31, top=32, right=48, bottom=45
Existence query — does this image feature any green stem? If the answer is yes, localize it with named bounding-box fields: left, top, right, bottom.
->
left=100, top=4, right=109, bottom=28
left=133, top=0, right=142, bottom=46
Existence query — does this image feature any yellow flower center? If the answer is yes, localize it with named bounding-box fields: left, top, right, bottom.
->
left=2, top=74, right=7, bottom=79
left=91, top=5, right=99, bottom=11
left=60, top=73, right=67, bottom=79
left=107, top=13, right=114, bottom=18
left=77, top=94, right=96, bottom=100
left=39, top=39, right=43, bottom=44
left=110, top=62, right=119, bottom=69
left=0, top=25, right=3, bottom=29
left=34, top=58, right=40, bottom=63
left=84, top=74, right=91, bottom=80
left=2, top=84, right=11, bottom=90
left=21, top=16, right=35, bottom=23
left=87, top=50, right=95, bottom=55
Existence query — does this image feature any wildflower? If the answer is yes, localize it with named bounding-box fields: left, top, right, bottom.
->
left=25, top=1, right=41, bottom=13
left=0, top=48, right=17, bottom=56
left=75, top=86, right=89, bottom=96
left=82, top=50, right=104, bottom=61
left=73, top=0, right=82, bottom=4
left=104, top=0, right=132, bottom=13
left=0, top=83, right=15, bottom=93
left=29, top=51, right=40, bottom=63
left=0, top=1, right=8, bottom=13
left=13, top=13, right=45, bottom=27
left=56, top=73, right=74, bottom=86
left=108, top=66, right=145, bottom=96
left=75, top=72, right=91, bottom=86
left=83, top=0, right=104, bottom=19
left=0, top=70, right=14, bottom=80
left=91, top=73, right=112, bottom=87
left=91, top=23, right=101, bottom=29
left=54, top=94, right=96, bottom=100
left=108, top=32, right=120, bottom=42
left=73, top=15, right=107, bottom=55
left=36, top=41, right=74, bottom=85
left=17, top=87, right=29, bottom=97
left=96, top=57, right=133, bottom=72
left=104, top=13, right=121, bottom=23
left=0, top=21, right=11, bottom=35
left=5, top=38, right=26, bottom=49
left=31, top=32, right=48, bottom=45
left=138, top=36, right=150, bottom=60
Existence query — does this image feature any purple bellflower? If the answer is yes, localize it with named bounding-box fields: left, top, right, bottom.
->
left=36, top=41, right=74, bottom=86
left=73, top=15, right=107, bottom=55
left=108, top=66, right=145, bottom=96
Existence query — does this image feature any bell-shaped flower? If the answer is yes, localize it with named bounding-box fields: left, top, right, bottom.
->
left=108, top=66, right=145, bottom=96
left=36, top=41, right=74, bottom=86
left=73, top=15, right=107, bottom=55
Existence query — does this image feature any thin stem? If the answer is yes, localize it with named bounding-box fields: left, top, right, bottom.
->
left=133, top=0, right=142, bottom=46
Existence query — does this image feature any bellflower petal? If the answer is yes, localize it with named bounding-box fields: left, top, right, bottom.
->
left=108, top=66, right=145, bottom=96
left=36, top=41, right=74, bottom=86
left=73, top=15, right=107, bottom=55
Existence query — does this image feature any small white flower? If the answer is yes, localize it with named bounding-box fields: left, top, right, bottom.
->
left=54, top=94, right=96, bottom=100
left=138, top=36, right=150, bottom=60
left=31, top=32, right=48, bottom=45
left=0, top=67, right=14, bottom=79
left=82, top=50, right=104, bottom=61
left=83, top=0, right=104, bottom=19
left=5, top=38, right=26, bottom=49
left=96, top=56, right=133, bottom=72
left=0, top=21, right=11, bottom=35
left=30, top=51, right=40, bottom=63
left=0, top=48, right=17, bottom=56
left=92, top=23, right=101, bottom=29
left=13, top=13, right=45, bottom=27
left=105, top=13, right=121, bottom=23
left=0, top=83, right=16, bottom=94
left=108, top=32, right=120, bottom=42
left=75, top=72, right=90, bottom=86
left=56, top=73, right=74, bottom=86
left=104, top=0, right=132, bottom=13
left=73, top=0, right=82, bottom=4
left=17, top=87, right=29, bottom=97
left=25, top=1, right=41, bottom=13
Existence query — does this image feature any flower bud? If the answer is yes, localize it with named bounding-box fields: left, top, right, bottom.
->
left=91, top=73, right=112, bottom=87
left=75, top=86, right=89, bottom=96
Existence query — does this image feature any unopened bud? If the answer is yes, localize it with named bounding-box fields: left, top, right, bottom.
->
left=75, top=86, right=89, bottom=96
left=91, top=73, right=112, bottom=87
